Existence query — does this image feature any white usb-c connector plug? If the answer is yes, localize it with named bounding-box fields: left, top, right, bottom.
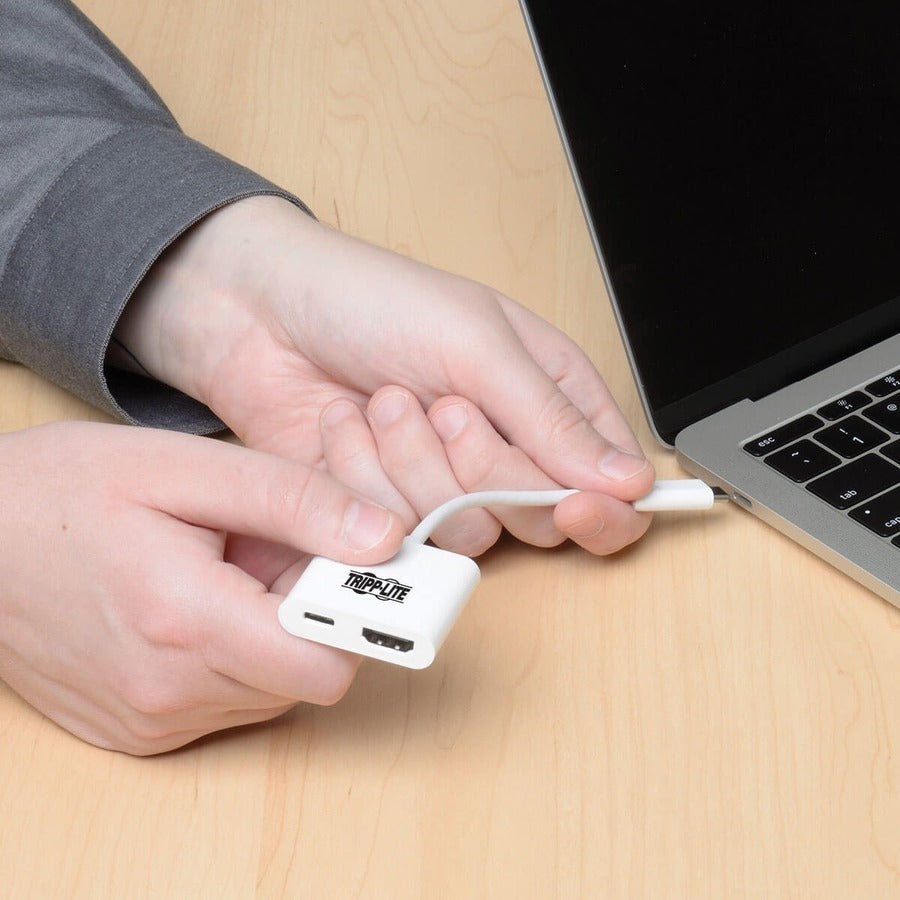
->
left=631, top=478, right=722, bottom=512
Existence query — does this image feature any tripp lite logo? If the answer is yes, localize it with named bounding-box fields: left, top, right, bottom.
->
left=342, top=570, right=412, bottom=603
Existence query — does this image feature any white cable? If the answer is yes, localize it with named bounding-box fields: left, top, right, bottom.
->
left=409, top=489, right=576, bottom=544
left=407, top=479, right=719, bottom=544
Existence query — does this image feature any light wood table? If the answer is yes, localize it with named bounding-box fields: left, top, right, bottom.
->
left=3, top=2, right=900, bottom=897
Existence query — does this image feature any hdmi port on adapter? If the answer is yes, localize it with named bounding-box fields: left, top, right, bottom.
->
left=362, top=628, right=414, bottom=653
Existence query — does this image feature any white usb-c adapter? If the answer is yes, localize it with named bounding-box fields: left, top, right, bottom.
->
left=278, top=539, right=479, bottom=669
left=277, top=479, right=727, bottom=668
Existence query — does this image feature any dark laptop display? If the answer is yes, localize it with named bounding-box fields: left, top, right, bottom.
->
left=519, top=2, right=900, bottom=446
left=519, top=1, right=900, bottom=605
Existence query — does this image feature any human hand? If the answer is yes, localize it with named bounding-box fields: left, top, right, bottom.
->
left=0, top=421, right=405, bottom=755
left=115, top=196, right=656, bottom=557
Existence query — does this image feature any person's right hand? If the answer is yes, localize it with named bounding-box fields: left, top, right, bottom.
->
left=0, top=420, right=405, bottom=755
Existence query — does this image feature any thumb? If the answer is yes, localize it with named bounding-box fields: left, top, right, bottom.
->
left=136, top=430, right=406, bottom=562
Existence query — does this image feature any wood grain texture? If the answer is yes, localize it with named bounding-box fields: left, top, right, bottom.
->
left=2, top=2, right=899, bottom=897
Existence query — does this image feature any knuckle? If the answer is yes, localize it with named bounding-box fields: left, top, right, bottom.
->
left=453, top=447, right=501, bottom=493
left=330, top=437, right=370, bottom=473
left=438, top=519, right=502, bottom=558
left=131, top=594, right=205, bottom=653
left=522, top=524, right=567, bottom=549
left=264, top=464, right=318, bottom=533
left=119, top=720, right=177, bottom=753
left=117, top=670, right=187, bottom=721
left=540, top=344, right=583, bottom=386
left=67, top=718, right=175, bottom=757
left=535, top=392, right=588, bottom=449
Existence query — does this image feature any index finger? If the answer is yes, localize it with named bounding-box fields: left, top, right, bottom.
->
left=451, top=297, right=654, bottom=501
left=495, top=294, right=645, bottom=454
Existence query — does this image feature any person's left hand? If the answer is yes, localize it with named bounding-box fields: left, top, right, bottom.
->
left=114, top=196, right=656, bottom=558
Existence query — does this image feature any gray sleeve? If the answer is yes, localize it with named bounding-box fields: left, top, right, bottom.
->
left=0, top=0, right=311, bottom=432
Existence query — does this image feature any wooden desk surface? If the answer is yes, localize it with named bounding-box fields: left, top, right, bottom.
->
left=3, top=2, right=899, bottom=897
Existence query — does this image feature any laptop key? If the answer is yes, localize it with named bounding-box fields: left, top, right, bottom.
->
left=849, top=485, right=900, bottom=538
left=818, top=390, right=872, bottom=420
left=743, top=414, right=821, bottom=457
left=765, top=439, right=840, bottom=482
left=815, top=415, right=890, bottom=458
left=864, top=396, right=900, bottom=434
left=883, top=440, right=900, bottom=465
left=807, top=453, right=900, bottom=509
left=866, top=369, right=900, bottom=397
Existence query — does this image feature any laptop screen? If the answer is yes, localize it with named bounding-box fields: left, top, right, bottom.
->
left=520, top=2, right=900, bottom=444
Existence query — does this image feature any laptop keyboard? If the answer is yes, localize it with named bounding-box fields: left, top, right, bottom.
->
left=742, top=368, right=900, bottom=549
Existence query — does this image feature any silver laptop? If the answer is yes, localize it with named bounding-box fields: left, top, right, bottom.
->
left=518, top=1, right=900, bottom=606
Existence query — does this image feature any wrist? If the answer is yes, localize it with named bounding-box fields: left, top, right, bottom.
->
left=111, top=195, right=303, bottom=411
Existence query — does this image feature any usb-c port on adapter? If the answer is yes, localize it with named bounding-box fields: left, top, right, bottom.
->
left=303, top=611, right=335, bottom=626
left=362, top=628, right=414, bottom=653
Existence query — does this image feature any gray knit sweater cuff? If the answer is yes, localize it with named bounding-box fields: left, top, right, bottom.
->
left=0, top=124, right=308, bottom=433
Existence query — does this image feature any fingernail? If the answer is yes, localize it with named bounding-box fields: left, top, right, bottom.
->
left=371, top=392, right=409, bottom=428
left=342, top=500, right=393, bottom=550
left=321, top=400, right=356, bottom=429
left=431, top=404, right=468, bottom=442
left=599, top=447, right=649, bottom=481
